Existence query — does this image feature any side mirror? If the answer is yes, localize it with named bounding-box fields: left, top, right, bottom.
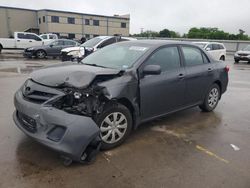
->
left=143, top=65, right=161, bottom=76
left=205, top=47, right=211, bottom=51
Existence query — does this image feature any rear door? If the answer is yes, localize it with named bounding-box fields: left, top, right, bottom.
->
left=16, top=33, right=31, bottom=48
left=139, top=45, right=186, bottom=120
left=181, top=45, right=214, bottom=105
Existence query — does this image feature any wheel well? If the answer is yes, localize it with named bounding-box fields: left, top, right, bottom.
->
left=0, top=43, right=3, bottom=48
left=117, top=98, right=135, bottom=126
left=220, top=55, right=225, bottom=60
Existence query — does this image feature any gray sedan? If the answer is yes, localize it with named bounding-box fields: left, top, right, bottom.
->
left=24, top=39, right=80, bottom=59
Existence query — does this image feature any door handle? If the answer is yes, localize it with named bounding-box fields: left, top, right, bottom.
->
left=29, top=41, right=32, bottom=42
left=208, top=68, right=213, bottom=72
left=178, top=73, right=185, bottom=79
left=17, top=40, right=20, bottom=42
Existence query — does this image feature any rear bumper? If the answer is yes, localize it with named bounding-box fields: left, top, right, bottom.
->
left=13, top=90, right=100, bottom=162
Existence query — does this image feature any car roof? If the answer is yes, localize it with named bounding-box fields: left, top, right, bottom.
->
left=194, top=41, right=224, bottom=45
left=120, top=40, right=196, bottom=48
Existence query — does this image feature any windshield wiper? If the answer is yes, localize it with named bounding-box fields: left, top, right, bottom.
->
left=83, top=63, right=108, bottom=68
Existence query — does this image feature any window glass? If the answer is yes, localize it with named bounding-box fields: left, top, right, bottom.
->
left=202, top=53, right=210, bottom=63
left=51, top=40, right=64, bottom=46
left=144, top=46, right=181, bottom=72
left=68, top=17, right=75, bottom=24
left=51, top=16, right=59, bottom=23
left=182, top=46, right=204, bottom=66
left=17, top=33, right=27, bottom=39
left=99, top=37, right=116, bottom=48
left=38, top=18, right=41, bottom=24
left=85, top=19, right=90, bottom=25
left=27, top=34, right=42, bottom=41
left=212, top=44, right=219, bottom=50
left=93, top=20, right=99, bottom=26
left=64, top=40, right=75, bottom=46
left=43, top=16, right=46, bottom=23
left=82, top=43, right=149, bottom=69
left=40, top=34, right=47, bottom=39
left=121, top=22, right=126, bottom=28
left=68, top=33, right=75, bottom=39
left=206, top=44, right=212, bottom=50
left=49, top=35, right=55, bottom=39
left=219, top=44, right=225, bottom=49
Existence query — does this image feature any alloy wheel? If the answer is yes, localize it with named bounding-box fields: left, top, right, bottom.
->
left=100, top=112, right=128, bottom=144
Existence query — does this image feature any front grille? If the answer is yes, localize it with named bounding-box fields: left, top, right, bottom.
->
left=238, top=53, right=248, bottom=56
left=17, top=111, right=37, bottom=133
left=22, top=80, right=57, bottom=104
left=23, top=90, right=56, bottom=104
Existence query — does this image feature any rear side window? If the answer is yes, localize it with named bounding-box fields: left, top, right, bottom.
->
left=99, top=37, right=117, bottom=48
left=144, top=46, right=181, bottom=72
left=17, top=33, right=27, bottom=39
left=64, top=40, right=76, bottom=46
left=212, top=44, right=220, bottom=50
left=182, top=46, right=204, bottom=66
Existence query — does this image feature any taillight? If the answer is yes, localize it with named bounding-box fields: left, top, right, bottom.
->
left=225, top=65, right=230, bottom=72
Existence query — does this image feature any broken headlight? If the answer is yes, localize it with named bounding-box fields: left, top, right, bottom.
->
left=52, top=88, right=105, bottom=116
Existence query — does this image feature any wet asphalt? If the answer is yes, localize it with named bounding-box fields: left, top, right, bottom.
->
left=0, top=54, right=250, bottom=188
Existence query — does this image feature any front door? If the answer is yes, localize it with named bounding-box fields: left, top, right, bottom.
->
left=139, top=46, right=186, bottom=120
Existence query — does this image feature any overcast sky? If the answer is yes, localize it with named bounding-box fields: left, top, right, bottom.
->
left=1, top=0, right=250, bottom=35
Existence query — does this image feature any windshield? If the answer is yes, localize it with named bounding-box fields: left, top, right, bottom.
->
left=40, top=35, right=47, bottom=39
left=243, top=45, right=250, bottom=51
left=81, top=43, right=149, bottom=69
left=194, top=43, right=207, bottom=48
left=81, top=37, right=103, bottom=48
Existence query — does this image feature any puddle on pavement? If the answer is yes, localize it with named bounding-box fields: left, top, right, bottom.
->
left=0, top=65, right=43, bottom=74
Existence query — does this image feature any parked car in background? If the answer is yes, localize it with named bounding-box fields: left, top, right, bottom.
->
left=24, top=39, right=80, bottom=59
left=39, top=33, right=58, bottom=45
left=234, top=45, right=250, bottom=63
left=194, top=42, right=226, bottom=61
left=0, top=32, right=43, bottom=53
left=61, top=36, right=137, bottom=61
left=13, top=40, right=229, bottom=165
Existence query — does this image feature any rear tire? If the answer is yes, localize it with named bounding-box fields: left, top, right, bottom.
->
left=95, top=103, right=133, bottom=150
left=35, top=50, right=46, bottom=59
left=0, top=45, right=2, bottom=54
left=199, top=84, right=220, bottom=112
left=234, top=59, right=239, bottom=63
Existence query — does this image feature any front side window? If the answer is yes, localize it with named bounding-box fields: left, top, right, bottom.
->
left=93, top=20, right=99, bottom=26
left=51, top=16, right=59, bottom=23
left=51, top=40, right=64, bottom=46
left=27, top=34, right=42, bottom=41
left=182, top=46, right=204, bottom=66
left=17, top=33, right=27, bottom=39
left=212, top=44, right=219, bottom=50
left=144, top=46, right=180, bottom=72
left=68, top=17, right=75, bottom=24
left=40, top=34, right=47, bottom=39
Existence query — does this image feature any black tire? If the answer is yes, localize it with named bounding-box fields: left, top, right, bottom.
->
left=234, top=59, right=239, bottom=63
left=0, top=45, right=2, bottom=54
left=220, top=56, right=225, bottom=61
left=35, top=50, right=46, bottom=59
left=199, top=84, right=220, bottom=112
left=95, top=103, right=133, bottom=150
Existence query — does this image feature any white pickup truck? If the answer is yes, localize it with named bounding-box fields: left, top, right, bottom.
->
left=0, top=32, right=44, bottom=53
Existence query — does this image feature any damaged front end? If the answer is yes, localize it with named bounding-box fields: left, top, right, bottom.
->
left=13, top=67, right=126, bottom=165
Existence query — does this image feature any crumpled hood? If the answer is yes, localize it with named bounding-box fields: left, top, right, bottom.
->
left=30, top=63, right=121, bottom=88
left=236, top=50, right=250, bottom=55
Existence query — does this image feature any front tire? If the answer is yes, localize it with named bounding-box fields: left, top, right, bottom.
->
left=95, top=103, right=132, bottom=150
left=234, top=59, right=239, bottom=63
left=220, top=56, right=225, bottom=61
left=199, top=84, right=220, bottom=112
left=35, top=50, right=46, bottom=59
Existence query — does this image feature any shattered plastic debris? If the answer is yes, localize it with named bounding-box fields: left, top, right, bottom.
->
left=230, top=144, right=240, bottom=151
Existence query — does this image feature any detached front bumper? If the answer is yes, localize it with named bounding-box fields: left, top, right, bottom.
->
left=23, top=51, right=35, bottom=58
left=13, top=90, right=100, bottom=162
